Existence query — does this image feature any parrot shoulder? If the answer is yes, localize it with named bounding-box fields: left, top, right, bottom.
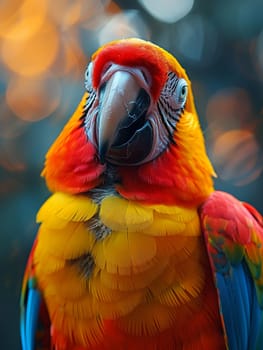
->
left=199, top=190, right=263, bottom=350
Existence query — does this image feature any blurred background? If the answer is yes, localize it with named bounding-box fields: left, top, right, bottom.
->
left=0, top=0, right=262, bottom=347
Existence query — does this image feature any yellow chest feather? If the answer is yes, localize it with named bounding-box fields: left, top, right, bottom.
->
left=34, top=192, right=207, bottom=346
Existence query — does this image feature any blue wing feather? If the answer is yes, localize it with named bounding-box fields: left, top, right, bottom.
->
left=21, top=287, right=41, bottom=350
left=215, top=262, right=262, bottom=350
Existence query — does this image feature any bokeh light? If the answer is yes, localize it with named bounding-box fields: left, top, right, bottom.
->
left=6, top=76, right=61, bottom=121
left=172, top=15, right=219, bottom=66
left=206, top=88, right=254, bottom=137
left=2, top=21, right=59, bottom=76
left=0, top=0, right=47, bottom=40
left=206, top=88, right=262, bottom=185
left=211, top=129, right=262, bottom=186
left=138, top=0, right=194, bottom=23
left=98, top=10, right=149, bottom=45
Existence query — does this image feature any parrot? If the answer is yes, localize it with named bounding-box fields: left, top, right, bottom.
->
left=20, top=38, right=263, bottom=350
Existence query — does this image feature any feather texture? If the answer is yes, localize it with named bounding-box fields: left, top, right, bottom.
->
left=200, top=191, right=263, bottom=350
left=24, top=192, right=225, bottom=349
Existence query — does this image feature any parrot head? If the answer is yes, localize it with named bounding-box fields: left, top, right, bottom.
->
left=42, top=38, right=215, bottom=205
left=86, top=38, right=188, bottom=167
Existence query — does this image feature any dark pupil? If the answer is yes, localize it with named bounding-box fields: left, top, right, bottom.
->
left=181, top=86, right=186, bottom=95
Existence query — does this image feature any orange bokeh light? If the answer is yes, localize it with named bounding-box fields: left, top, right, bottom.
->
left=0, top=0, right=131, bottom=125
left=6, top=76, right=61, bottom=121
left=0, top=0, right=47, bottom=40
left=206, top=88, right=253, bottom=134
left=2, top=19, right=59, bottom=77
left=211, top=129, right=262, bottom=185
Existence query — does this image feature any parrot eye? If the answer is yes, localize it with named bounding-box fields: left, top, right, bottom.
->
left=163, top=73, right=188, bottom=110
left=85, top=62, right=93, bottom=92
left=175, top=78, right=188, bottom=106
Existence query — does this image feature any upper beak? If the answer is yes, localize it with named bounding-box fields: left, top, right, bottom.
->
left=97, top=67, right=152, bottom=164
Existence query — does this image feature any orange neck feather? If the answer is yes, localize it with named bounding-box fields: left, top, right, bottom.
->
left=42, top=93, right=105, bottom=194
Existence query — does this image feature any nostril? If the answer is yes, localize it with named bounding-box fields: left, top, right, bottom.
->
left=139, top=68, right=152, bottom=88
left=141, top=70, right=149, bottom=84
left=99, top=63, right=115, bottom=87
left=102, top=62, right=113, bottom=75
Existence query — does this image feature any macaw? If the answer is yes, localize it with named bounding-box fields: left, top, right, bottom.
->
left=20, top=38, right=263, bottom=350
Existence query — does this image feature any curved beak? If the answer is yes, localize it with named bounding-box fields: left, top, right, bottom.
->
left=97, top=68, right=152, bottom=164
